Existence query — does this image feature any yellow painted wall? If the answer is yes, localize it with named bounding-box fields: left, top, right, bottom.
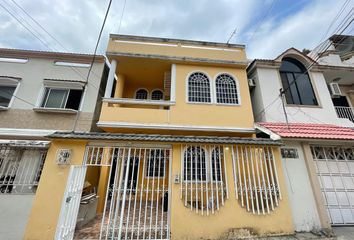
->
left=100, top=64, right=254, bottom=131
left=170, top=144, right=294, bottom=239
left=24, top=140, right=88, bottom=240
left=25, top=140, right=294, bottom=239
left=107, top=39, right=247, bottom=63
left=114, top=74, right=125, bottom=98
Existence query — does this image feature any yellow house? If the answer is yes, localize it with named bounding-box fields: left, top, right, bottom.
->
left=24, top=35, right=294, bottom=240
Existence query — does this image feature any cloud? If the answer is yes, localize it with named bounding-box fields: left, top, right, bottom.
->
left=245, top=0, right=352, bottom=59
left=0, top=0, right=351, bottom=59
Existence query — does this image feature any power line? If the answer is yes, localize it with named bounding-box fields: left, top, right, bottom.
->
left=0, top=2, right=53, bottom=51
left=248, top=0, right=278, bottom=44
left=4, top=0, right=103, bottom=89
left=255, top=5, right=353, bottom=122
left=117, top=0, right=127, bottom=33
left=1, top=0, right=106, bottom=106
left=9, top=0, right=68, bottom=52
left=72, top=0, right=113, bottom=131
left=0, top=89, right=35, bottom=107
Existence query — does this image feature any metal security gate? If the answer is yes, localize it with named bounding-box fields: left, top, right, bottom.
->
left=84, top=145, right=172, bottom=240
left=55, top=165, right=87, bottom=240
left=311, top=145, right=354, bottom=225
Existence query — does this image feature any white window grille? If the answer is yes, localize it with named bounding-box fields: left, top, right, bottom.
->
left=183, top=146, right=207, bottom=181
left=41, top=87, right=83, bottom=110
left=187, top=72, right=211, bottom=103
left=135, top=89, right=148, bottom=100
left=83, top=145, right=172, bottom=240
left=311, top=146, right=354, bottom=225
left=0, top=146, right=47, bottom=194
left=231, top=145, right=281, bottom=215
left=147, top=149, right=165, bottom=177
left=180, top=144, right=228, bottom=215
left=151, top=90, right=164, bottom=101
left=215, top=74, right=239, bottom=104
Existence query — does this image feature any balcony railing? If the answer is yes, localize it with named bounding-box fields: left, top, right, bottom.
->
left=335, top=106, right=354, bottom=122
left=102, top=97, right=175, bottom=107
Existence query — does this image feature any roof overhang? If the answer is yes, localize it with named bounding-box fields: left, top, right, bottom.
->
left=106, top=51, right=248, bottom=68
left=48, top=131, right=282, bottom=145
left=109, top=34, right=246, bottom=49
left=97, top=121, right=255, bottom=134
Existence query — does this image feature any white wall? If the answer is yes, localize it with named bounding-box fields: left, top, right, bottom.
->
left=254, top=67, right=354, bottom=127
left=281, top=142, right=321, bottom=232
left=0, top=57, right=104, bottom=113
left=249, top=69, right=265, bottom=122
left=0, top=195, right=34, bottom=240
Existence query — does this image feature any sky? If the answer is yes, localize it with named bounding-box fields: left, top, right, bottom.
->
left=0, top=0, right=352, bottom=59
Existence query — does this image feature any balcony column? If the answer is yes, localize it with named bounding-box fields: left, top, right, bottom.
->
left=104, top=59, right=117, bottom=98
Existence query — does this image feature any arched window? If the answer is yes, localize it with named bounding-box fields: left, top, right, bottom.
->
left=215, top=74, right=238, bottom=104
left=151, top=90, right=164, bottom=100
left=135, top=89, right=148, bottom=100
left=183, top=146, right=207, bottom=181
left=187, top=72, right=211, bottom=103
left=279, top=58, right=318, bottom=105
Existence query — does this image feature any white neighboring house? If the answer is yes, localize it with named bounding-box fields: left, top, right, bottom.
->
left=247, top=45, right=354, bottom=233
left=310, top=34, right=354, bottom=124
left=0, top=48, right=107, bottom=240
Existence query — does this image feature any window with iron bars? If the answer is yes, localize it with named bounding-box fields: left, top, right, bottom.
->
left=215, top=74, right=239, bottom=104
left=187, top=72, right=211, bottom=103
left=146, top=149, right=166, bottom=177
left=0, top=146, right=47, bottom=194
left=183, top=146, right=207, bottom=181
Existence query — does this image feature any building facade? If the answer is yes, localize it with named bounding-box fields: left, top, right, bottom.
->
left=24, top=35, right=295, bottom=240
left=0, top=49, right=107, bottom=240
left=247, top=40, right=354, bottom=233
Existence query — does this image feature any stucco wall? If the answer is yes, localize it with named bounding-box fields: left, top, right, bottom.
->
left=0, top=109, right=94, bottom=131
left=0, top=57, right=105, bottom=131
left=280, top=142, right=321, bottom=232
left=100, top=64, right=255, bottom=131
left=254, top=67, right=354, bottom=127
left=0, top=195, right=34, bottom=240
left=25, top=140, right=294, bottom=239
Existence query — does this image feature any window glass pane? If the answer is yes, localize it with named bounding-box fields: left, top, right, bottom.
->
left=295, top=73, right=318, bottom=105
left=279, top=58, right=303, bottom=72
left=65, top=89, right=83, bottom=110
left=135, top=89, right=148, bottom=100
left=279, top=58, right=317, bottom=106
left=44, top=89, right=68, bottom=108
left=287, top=73, right=301, bottom=105
left=280, top=73, right=293, bottom=104
left=151, top=90, right=163, bottom=100
left=0, top=86, right=16, bottom=107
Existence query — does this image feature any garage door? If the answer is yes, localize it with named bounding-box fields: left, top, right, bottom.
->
left=311, top=146, right=354, bottom=225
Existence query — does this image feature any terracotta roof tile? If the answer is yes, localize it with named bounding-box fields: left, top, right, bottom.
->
left=257, top=122, right=354, bottom=140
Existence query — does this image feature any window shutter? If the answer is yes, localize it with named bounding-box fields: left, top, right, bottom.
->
left=164, top=71, right=171, bottom=100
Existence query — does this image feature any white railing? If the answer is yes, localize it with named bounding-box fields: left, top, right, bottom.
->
left=335, top=106, right=354, bottom=122
left=231, top=145, right=281, bottom=215
left=0, top=146, right=47, bottom=194
left=103, top=97, right=175, bottom=107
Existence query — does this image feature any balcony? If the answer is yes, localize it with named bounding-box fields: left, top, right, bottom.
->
left=98, top=98, right=173, bottom=129
left=335, top=106, right=354, bottom=122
